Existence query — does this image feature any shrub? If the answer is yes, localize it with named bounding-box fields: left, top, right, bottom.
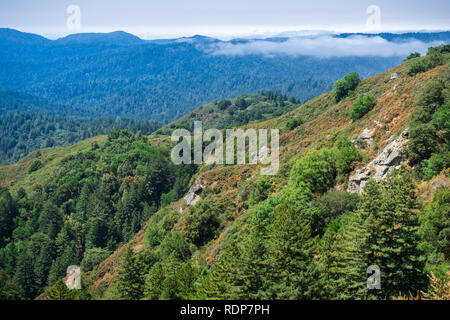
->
left=184, top=201, right=220, bottom=247
left=334, top=72, right=360, bottom=103
left=217, top=100, right=232, bottom=110
left=408, top=52, right=446, bottom=76
left=333, top=135, right=362, bottom=175
left=421, top=150, right=450, bottom=180
left=234, top=98, right=248, bottom=110
left=307, top=191, right=360, bottom=235
left=406, top=52, right=421, bottom=60
left=407, top=78, right=447, bottom=165
left=80, top=247, right=111, bottom=272
left=408, top=123, right=438, bottom=163
left=419, top=188, right=450, bottom=259
left=28, top=160, right=43, bottom=173
left=286, top=118, right=304, bottom=131
left=348, top=94, right=377, bottom=121
left=427, top=44, right=450, bottom=55
left=246, top=178, right=272, bottom=207
left=290, top=148, right=336, bottom=193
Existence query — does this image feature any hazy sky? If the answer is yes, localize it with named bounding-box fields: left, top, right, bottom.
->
left=1, top=0, right=449, bottom=39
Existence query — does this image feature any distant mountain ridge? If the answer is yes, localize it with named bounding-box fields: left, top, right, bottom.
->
left=0, top=28, right=449, bottom=121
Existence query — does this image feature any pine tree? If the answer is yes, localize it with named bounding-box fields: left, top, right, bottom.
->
left=365, top=170, right=427, bottom=299
left=14, top=249, right=37, bottom=299
left=117, top=245, right=146, bottom=300
left=45, top=279, right=77, bottom=300
left=264, top=203, right=320, bottom=299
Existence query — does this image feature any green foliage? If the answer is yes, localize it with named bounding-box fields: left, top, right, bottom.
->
left=290, top=135, right=361, bottom=193
left=216, top=100, right=232, bottom=110
left=407, top=74, right=449, bottom=174
left=286, top=117, right=304, bottom=131
left=117, top=246, right=155, bottom=300
left=45, top=279, right=86, bottom=300
left=245, top=177, right=273, bottom=207
left=306, top=191, right=359, bottom=236
left=427, top=44, right=450, bottom=55
left=263, top=204, right=320, bottom=299
left=0, top=190, right=18, bottom=246
left=0, top=111, right=161, bottom=164
left=333, top=135, right=362, bottom=176
left=28, top=160, right=43, bottom=173
left=184, top=201, right=221, bottom=247
left=80, top=247, right=111, bottom=272
left=143, top=255, right=199, bottom=300
left=348, top=94, right=377, bottom=121
left=13, top=249, right=38, bottom=299
left=334, top=72, right=360, bottom=103
left=290, top=149, right=336, bottom=193
left=161, top=92, right=300, bottom=134
left=419, top=189, right=450, bottom=261
left=406, top=52, right=421, bottom=60
left=421, top=150, right=450, bottom=180
left=0, top=129, right=196, bottom=299
left=407, top=46, right=448, bottom=76
left=329, top=170, right=427, bottom=299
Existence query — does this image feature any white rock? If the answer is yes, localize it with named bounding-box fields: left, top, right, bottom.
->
left=348, top=129, right=409, bottom=193
left=184, top=178, right=203, bottom=206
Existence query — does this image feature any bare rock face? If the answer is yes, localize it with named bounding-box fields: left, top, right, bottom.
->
left=184, top=178, right=203, bottom=206
left=348, top=129, right=409, bottom=193
left=353, top=128, right=375, bottom=149
left=390, top=72, right=398, bottom=81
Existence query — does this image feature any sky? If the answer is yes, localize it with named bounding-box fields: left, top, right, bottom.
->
left=0, top=0, right=449, bottom=39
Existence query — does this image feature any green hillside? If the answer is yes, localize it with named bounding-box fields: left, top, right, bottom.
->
left=0, top=48, right=449, bottom=300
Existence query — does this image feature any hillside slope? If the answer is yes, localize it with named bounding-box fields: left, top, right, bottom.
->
left=75, top=53, right=449, bottom=300
left=0, top=51, right=449, bottom=301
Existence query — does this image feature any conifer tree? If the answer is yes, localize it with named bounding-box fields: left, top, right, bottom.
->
left=264, top=203, right=320, bottom=299
left=117, top=245, right=146, bottom=300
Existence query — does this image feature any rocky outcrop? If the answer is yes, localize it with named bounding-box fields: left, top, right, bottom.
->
left=184, top=178, right=203, bottom=206
left=353, top=128, right=375, bottom=149
left=348, top=129, right=409, bottom=193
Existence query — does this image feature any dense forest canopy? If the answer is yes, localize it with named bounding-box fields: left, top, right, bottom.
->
left=0, top=111, right=161, bottom=164
left=4, top=29, right=449, bottom=121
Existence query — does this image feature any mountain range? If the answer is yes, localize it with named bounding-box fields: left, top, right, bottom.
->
left=2, top=28, right=449, bottom=122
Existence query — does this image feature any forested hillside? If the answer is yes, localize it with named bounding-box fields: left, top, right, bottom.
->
left=83, top=47, right=449, bottom=300
left=0, top=112, right=161, bottom=164
left=0, top=46, right=449, bottom=300
left=157, top=91, right=301, bottom=134
left=3, top=29, right=448, bottom=121
left=0, top=131, right=196, bottom=299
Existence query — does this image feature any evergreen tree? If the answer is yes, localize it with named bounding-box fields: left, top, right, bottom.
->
left=13, top=249, right=37, bottom=299
left=117, top=245, right=147, bottom=300
left=264, top=204, right=320, bottom=299
left=45, top=279, right=77, bottom=300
